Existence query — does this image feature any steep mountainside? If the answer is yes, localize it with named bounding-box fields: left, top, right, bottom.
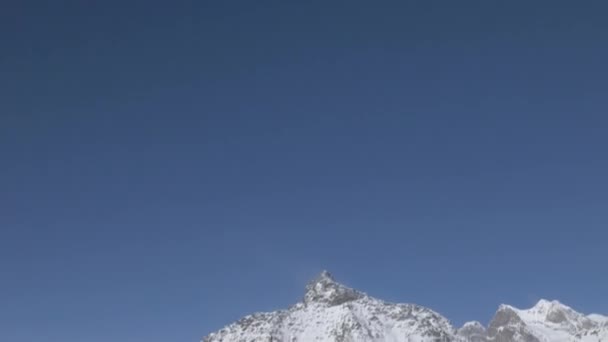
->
left=202, top=271, right=607, bottom=342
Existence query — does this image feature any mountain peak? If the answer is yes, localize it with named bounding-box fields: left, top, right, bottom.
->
left=524, top=298, right=593, bottom=327
left=529, top=299, right=575, bottom=318
left=303, top=270, right=363, bottom=306
left=462, top=321, right=485, bottom=329
left=533, top=299, right=563, bottom=310
left=316, top=270, right=335, bottom=282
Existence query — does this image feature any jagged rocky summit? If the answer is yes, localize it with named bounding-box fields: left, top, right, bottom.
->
left=203, top=271, right=607, bottom=342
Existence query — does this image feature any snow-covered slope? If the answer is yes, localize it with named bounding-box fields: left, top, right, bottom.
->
left=203, top=271, right=456, bottom=342
left=486, top=300, right=608, bottom=342
left=202, top=271, right=607, bottom=342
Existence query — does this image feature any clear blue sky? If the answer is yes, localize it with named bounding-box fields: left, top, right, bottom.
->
left=1, top=1, right=607, bottom=341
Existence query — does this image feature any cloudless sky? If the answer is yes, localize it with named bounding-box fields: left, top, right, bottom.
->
left=1, top=1, right=607, bottom=341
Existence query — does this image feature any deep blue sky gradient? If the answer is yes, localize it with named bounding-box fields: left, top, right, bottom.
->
left=1, top=1, right=608, bottom=342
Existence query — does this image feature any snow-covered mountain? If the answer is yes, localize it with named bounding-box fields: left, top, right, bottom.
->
left=202, top=271, right=607, bottom=342
left=484, top=300, right=608, bottom=342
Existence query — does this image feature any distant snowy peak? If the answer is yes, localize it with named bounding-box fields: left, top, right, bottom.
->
left=515, top=299, right=597, bottom=330
left=588, top=314, right=608, bottom=325
left=487, top=299, right=607, bottom=341
left=202, top=272, right=608, bottom=342
left=525, top=299, right=582, bottom=323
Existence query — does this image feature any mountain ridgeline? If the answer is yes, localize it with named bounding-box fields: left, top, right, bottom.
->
left=203, top=271, right=607, bottom=342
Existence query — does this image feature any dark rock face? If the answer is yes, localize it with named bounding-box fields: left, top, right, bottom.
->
left=458, top=321, right=487, bottom=342
left=487, top=306, right=539, bottom=342
left=303, top=271, right=364, bottom=306
left=488, top=306, right=523, bottom=331
left=546, top=307, right=568, bottom=324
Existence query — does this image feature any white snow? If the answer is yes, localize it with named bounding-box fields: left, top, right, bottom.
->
left=491, top=299, right=608, bottom=342
left=201, top=273, right=608, bottom=342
